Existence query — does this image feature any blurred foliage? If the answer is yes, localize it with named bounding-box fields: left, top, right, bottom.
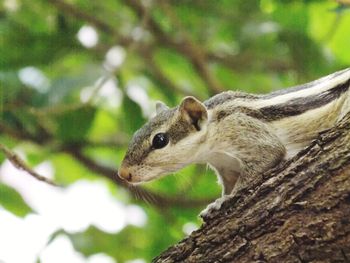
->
left=0, top=0, right=350, bottom=262
left=0, top=183, right=33, bottom=217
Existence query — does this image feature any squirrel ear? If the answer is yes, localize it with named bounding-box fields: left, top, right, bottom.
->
left=179, top=96, right=208, bottom=131
left=156, top=101, right=169, bottom=115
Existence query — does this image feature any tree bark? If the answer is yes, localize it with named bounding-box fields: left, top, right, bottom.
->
left=153, top=113, right=350, bottom=263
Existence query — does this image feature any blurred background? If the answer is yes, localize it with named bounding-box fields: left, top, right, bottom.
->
left=0, top=0, right=350, bottom=262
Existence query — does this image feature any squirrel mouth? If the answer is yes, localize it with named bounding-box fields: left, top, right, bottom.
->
left=128, top=169, right=169, bottom=184
left=123, top=164, right=183, bottom=184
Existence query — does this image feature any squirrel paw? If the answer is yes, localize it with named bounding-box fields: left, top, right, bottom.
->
left=200, top=195, right=231, bottom=218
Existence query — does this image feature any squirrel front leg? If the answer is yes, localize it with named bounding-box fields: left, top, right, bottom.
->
left=215, top=113, right=286, bottom=192
left=201, top=113, right=286, bottom=217
left=199, top=169, right=240, bottom=217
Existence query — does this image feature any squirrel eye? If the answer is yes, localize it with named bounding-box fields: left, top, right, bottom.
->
left=152, top=133, right=169, bottom=149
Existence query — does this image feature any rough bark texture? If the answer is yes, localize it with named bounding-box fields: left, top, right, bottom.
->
left=153, top=113, right=350, bottom=263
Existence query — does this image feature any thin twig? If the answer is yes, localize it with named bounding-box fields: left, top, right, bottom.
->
left=0, top=116, right=212, bottom=208
left=124, top=0, right=224, bottom=95
left=47, top=0, right=115, bottom=35
left=158, top=0, right=224, bottom=94
left=0, top=143, right=59, bottom=186
left=64, top=146, right=213, bottom=208
left=0, top=123, right=35, bottom=142
left=47, top=0, right=291, bottom=79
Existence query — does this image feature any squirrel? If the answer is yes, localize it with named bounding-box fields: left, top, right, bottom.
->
left=118, top=68, right=350, bottom=216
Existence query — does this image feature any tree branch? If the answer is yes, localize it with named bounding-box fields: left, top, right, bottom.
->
left=0, top=143, right=59, bottom=186
left=154, top=113, right=350, bottom=262
left=47, top=0, right=115, bottom=35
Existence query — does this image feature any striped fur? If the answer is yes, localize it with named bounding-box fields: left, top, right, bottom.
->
left=119, top=68, right=350, bottom=196
left=206, top=68, right=350, bottom=158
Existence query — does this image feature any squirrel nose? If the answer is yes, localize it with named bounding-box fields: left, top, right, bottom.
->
left=118, top=166, right=133, bottom=182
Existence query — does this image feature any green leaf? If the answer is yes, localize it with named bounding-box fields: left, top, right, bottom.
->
left=55, top=106, right=96, bottom=142
left=273, top=2, right=308, bottom=34
left=52, top=226, right=149, bottom=262
left=87, top=109, right=119, bottom=141
left=0, top=72, right=23, bottom=103
left=154, top=48, right=208, bottom=97
left=0, top=183, right=33, bottom=217
left=120, top=95, right=146, bottom=134
left=328, top=10, right=350, bottom=64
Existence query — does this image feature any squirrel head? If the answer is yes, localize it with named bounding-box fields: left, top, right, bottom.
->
left=118, top=96, right=208, bottom=184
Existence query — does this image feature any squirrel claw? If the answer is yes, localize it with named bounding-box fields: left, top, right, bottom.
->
left=200, top=195, right=231, bottom=218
